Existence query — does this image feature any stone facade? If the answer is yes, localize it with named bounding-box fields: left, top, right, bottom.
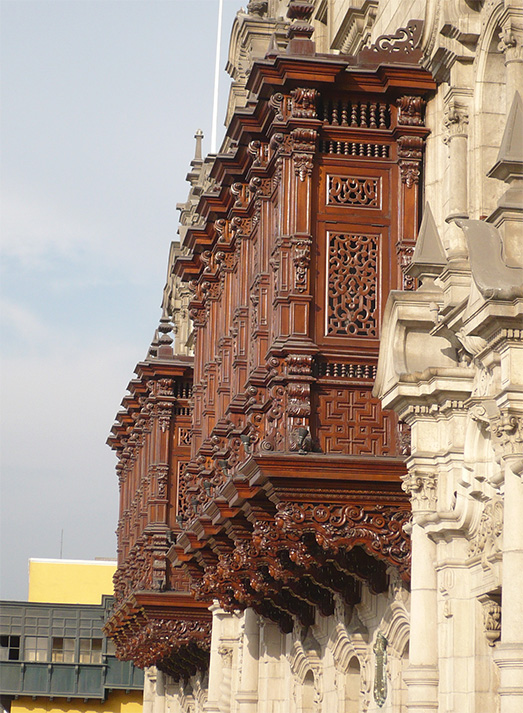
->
left=112, top=2, right=522, bottom=712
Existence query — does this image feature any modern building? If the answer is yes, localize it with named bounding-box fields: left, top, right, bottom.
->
left=0, top=560, right=143, bottom=713
left=105, top=1, right=523, bottom=712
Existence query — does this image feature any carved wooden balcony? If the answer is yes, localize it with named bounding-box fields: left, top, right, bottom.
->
left=105, top=332, right=213, bottom=678
left=169, top=34, right=435, bottom=632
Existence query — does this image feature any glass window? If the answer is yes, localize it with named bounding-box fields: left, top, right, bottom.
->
left=25, top=636, right=48, bottom=661
left=79, top=638, right=102, bottom=664
left=0, top=634, right=20, bottom=661
left=106, top=638, right=116, bottom=656
left=51, top=637, right=75, bottom=663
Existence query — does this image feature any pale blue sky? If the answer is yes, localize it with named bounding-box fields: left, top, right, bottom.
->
left=0, top=0, right=241, bottom=599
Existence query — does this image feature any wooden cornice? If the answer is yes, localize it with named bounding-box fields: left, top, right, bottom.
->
left=105, top=590, right=212, bottom=680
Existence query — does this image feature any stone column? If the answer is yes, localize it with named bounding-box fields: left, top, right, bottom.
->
left=499, top=8, right=523, bottom=104
left=143, top=666, right=157, bottom=713
left=402, top=464, right=439, bottom=712
left=236, top=608, right=260, bottom=712
left=493, top=416, right=523, bottom=713
left=205, top=602, right=225, bottom=713
left=443, top=94, right=470, bottom=261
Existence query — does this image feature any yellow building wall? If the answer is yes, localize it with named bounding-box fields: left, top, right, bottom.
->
left=28, top=559, right=116, bottom=605
left=10, top=690, right=143, bottom=713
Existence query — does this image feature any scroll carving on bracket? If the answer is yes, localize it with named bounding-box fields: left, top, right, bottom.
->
left=269, top=92, right=285, bottom=122
left=115, top=618, right=212, bottom=675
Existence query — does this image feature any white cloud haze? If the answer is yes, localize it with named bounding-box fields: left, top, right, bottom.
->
left=1, top=0, right=240, bottom=599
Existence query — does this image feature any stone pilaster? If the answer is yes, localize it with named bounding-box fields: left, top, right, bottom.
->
left=443, top=92, right=471, bottom=260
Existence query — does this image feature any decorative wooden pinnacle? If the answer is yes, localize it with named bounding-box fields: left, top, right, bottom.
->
left=157, top=314, right=174, bottom=358
left=286, top=0, right=315, bottom=55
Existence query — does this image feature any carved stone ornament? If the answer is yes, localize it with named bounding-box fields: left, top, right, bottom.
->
left=287, top=2, right=315, bottom=44
left=468, top=496, right=503, bottom=560
left=482, top=598, right=501, bottom=646
left=491, top=413, right=523, bottom=458
left=373, top=632, right=388, bottom=707
left=498, top=25, right=523, bottom=62
left=247, top=0, right=268, bottom=17
left=443, top=103, right=469, bottom=144
left=217, top=644, right=234, bottom=667
left=401, top=471, right=437, bottom=511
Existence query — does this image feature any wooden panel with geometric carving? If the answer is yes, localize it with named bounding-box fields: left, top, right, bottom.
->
left=313, top=386, right=398, bottom=455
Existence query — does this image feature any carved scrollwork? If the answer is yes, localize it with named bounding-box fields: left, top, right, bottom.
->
left=293, top=153, right=314, bottom=181
left=398, top=135, right=424, bottom=187
left=287, top=382, right=311, bottom=418
left=290, top=87, right=319, bottom=118
left=360, top=20, right=423, bottom=59
left=490, top=413, right=523, bottom=458
left=113, top=616, right=212, bottom=679
left=327, top=175, right=380, bottom=207
left=269, top=93, right=285, bottom=122
left=397, top=96, right=425, bottom=126
left=275, top=502, right=411, bottom=577
left=292, top=236, right=311, bottom=292
left=327, top=232, right=378, bottom=336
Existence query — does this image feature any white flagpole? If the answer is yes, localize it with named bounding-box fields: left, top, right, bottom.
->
left=211, top=0, right=224, bottom=154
